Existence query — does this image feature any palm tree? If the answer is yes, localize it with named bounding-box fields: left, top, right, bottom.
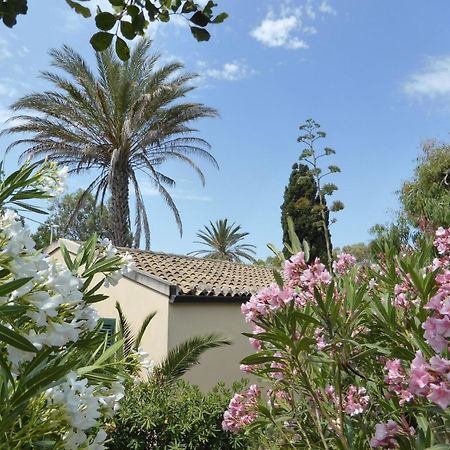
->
left=115, top=302, right=229, bottom=384
left=3, top=39, right=218, bottom=249
left=189, top=218, right=257, bottom=263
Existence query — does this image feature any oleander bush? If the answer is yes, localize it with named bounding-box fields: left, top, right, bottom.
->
left=0, top=162, right=135, bottom=449
left=224, top=229, right=450, bottom=449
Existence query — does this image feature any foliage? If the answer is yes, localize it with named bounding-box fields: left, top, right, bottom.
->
left=105, top=379, right=255, bottom=450
left=281, top=162, right=330, bottom=262
left=224, top=228, right=450, bottom=449
left=4, top=39, right=218, bottom=249
left=297, top=119, right=344, bottom=268
left=0, top=161, right=134, bottom=448
left=32, top=189, right=114, bottom=249
left=400, top=141, right=450, bottom=229
left=189, top=219, right=257, bottom=263
left=0, top=0, right=227, bottom=60
left=255, top=255, right=283, bottom=270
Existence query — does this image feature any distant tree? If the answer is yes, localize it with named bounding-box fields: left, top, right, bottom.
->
left=255, top=255, right=282, bottom=270
left=189, top=219, right=256, bottom=263
left=297, top=119, right=344, bottom=268
left=400, top=141, right=450, bottom=229
left=32, top=190, right=113, bottom=249
left=368, top=217, right=412, bottom=255
left=281, top=163, right=329, bottom=262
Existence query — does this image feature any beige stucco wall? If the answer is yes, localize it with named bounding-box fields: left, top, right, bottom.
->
left=49, top=246, right=170, bottom=363
left=168, top=302, right=253, bottom=390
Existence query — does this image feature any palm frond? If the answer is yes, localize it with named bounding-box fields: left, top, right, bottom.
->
left=155, top=334, right=230, bottom=384
left=133, top=311, right=157, bottom=351
left=115, top=301, right=134, bottom=357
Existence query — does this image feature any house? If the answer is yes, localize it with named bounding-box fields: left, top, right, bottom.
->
left=48, top=240, right=274, bottom=390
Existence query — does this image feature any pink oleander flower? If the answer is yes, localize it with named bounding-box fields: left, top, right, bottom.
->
left=434, top=227, right=450, bottom=255
left=222, top=385, right=260, bottom=433
left=370, top=420, right=400, bottom=448
left=408, top=351, right=450, bottom=409
left=344, top=385, right=369, bottom=416
left=422, top=315, right=450, bottom=353
left=332, top=253, right=356, bottom=275
left=270, top=352, right=285, bottom=380
left=384, top=359, right=413, bottom=405
left=241, top=284, right=297, bottom=323
left=314, top=327, right=328, bottom=350
left=283, top=252, right=307, bottom=286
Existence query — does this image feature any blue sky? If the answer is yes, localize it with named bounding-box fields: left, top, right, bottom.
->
left=1, top=0, right=450, bottom=258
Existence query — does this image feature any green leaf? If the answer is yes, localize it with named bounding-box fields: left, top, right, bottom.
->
left=182, top=1, right=197, bottom=13
left=212, top=12, right=228, bottom=24
left=0, top=277, right=32, bottom=297
left=272, top=269, right=284, bottom=288
left=120, top=20, right=136, bottom=39
left=190, top=26, right=210, bottom=41
left=0, top=324, right=37, bottom=353
left=190, top=11, right=209, bottom=27
left=126, top=4, right=139, bottom=18
left=115, top=36, right=130, bottom=61
left=65, top=0, right=91, bottom=18
left=90, top=31, right=114, bottom=51
left=95, top=11, right=117, bottom=31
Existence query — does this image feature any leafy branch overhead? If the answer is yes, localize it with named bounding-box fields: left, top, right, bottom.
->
left=0, top=0, right=227, bottom=61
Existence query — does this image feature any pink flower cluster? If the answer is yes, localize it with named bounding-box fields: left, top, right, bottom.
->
left=393, top=276, right=417, bottom=309
left=222, top=385, right=260, bottom=433
left=314, top=327, right=328, bottom=350
left=343, top=385, right=369, bottom=416
left=241, top=285, right=297, bottom=323
left=422, top=272, right=450, bottom=353
left=408, top=351, right=450, bottom=409
left=270, top=351, right=285, bottom=380
left=370, top=420, right=400, bottom=448
left=383, top=359, right=413, bottom=405
left=434, top=227, right=450, bottom=256
left=332, top=253, right=356, bottom=275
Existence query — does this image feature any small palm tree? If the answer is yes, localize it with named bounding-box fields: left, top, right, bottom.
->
left=189, top=218, right=257, bottom=263
left=4, top=39, right=218, bottom=249
left=115, top=302, right=229, bottom=384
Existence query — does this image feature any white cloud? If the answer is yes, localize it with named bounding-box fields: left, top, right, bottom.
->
left=318, top=1, right=337, bottom=15
left=250, top=0, right=336, bottom=50
left=403, top=56, right=450, bottom=99
left=251, top=15, right=309, bottom=49
left=200, top=61, right=254, bottom=81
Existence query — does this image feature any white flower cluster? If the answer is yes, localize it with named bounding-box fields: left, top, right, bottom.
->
left=135, top=346, right=155, bottom=377
left=37, top=163, right=68, bottom=196
left=45, top=371, right=124, bottom=449
left=0, top=206, right=130, bottom=448
left=98, top=238, right=134, bottom=288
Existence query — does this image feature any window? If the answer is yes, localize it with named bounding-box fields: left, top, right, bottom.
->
left=100, top=318, right=116, bottom=347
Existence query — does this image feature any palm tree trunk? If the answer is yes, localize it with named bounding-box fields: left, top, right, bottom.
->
left=109, top=159, right=131, bottom=248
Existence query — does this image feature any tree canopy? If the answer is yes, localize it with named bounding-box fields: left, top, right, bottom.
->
left=400, top=141, right=450, bottom=229
left=32, top=190, right=113, bottom=249
left=281, top=163, right=329, bottom=263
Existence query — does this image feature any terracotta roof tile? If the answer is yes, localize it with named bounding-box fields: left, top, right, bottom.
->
left=120, top=248, right=274, bottom=297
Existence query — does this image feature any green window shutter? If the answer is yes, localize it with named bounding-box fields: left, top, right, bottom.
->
left=100, top=318, right=116, bottom=347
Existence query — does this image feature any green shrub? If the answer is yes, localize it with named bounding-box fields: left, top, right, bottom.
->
left=105, top=379, right=255, bottom=450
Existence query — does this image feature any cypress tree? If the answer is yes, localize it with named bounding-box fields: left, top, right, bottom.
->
left=280, top=163, right=331, bottom=262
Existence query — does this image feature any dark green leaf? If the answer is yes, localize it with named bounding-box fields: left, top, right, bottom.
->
left=0, top=324, right=37, bottom=353
left=190, top=11, right=209, bottom=27
left=190, top=26, right=210, bottom=41
left=182, top=1, right=197, bottom=13
left=95, top=11, right=117, bottom=31
left=120, top=20, right=136, bottom=39
left=0, top=277, right=32, bottom=297
left=90, top=31, right=114, bottom=51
